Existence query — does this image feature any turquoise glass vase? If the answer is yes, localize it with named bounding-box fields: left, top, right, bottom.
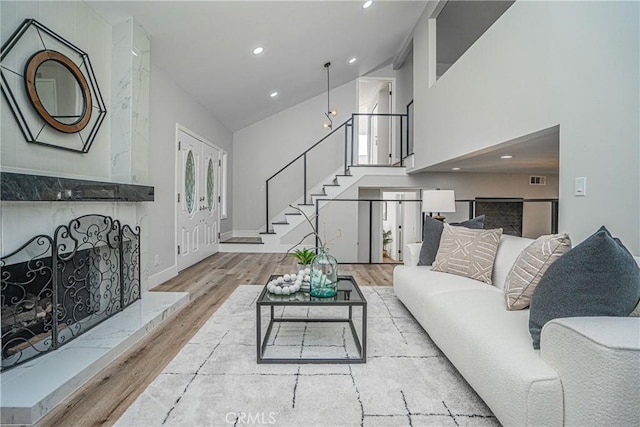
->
left=310, top=247, right=338, bottom=298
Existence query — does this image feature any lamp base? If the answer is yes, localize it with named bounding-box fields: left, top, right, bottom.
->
left=433, top=215, right=446, bottom=221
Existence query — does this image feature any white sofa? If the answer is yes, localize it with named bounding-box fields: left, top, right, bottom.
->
left=393, top=235, right=640, bottom=427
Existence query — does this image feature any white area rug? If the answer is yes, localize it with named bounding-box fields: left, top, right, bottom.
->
left=116, top=286, right=499, bottom=427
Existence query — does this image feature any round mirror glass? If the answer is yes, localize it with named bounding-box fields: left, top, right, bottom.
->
left=24, top=50, right=92, bottom=134
left=34, top=60, right=85, bottom=125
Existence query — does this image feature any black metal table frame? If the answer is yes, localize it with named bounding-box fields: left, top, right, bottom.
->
left=256, top=276, right=367, bottom=364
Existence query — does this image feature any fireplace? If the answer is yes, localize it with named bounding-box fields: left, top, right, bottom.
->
left=475, top=198, right=524, bottom=236
left=1, top=214, right=140, bottom=371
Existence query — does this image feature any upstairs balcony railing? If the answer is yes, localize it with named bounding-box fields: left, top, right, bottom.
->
left=264, top=103, right=414, bottom=233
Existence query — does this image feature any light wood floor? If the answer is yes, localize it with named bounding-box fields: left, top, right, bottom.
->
left=36, top=252, right=396, bottom=426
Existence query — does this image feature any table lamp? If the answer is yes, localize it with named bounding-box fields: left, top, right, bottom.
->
left=422, top=189, right=456, bottom=221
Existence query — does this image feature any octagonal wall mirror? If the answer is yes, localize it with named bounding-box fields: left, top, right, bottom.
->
left=0, top=19, right=107, bottom=153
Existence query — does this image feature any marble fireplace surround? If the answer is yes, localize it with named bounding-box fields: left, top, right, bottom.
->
left=0, top=176, right=185, bottom=425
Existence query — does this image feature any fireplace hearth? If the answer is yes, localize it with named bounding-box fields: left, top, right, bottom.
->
left=1, top=214, right=140, bottom=371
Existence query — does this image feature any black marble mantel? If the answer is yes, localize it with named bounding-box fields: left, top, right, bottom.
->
left=1, top=172, right=154, bottom=202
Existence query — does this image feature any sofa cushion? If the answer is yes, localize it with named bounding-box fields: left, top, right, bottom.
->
left=491, top=234, right=535, bottom=291
left=417, top=215, right=485, bottom=266
left=420, top=289, right=563, bottom=427
left=394, top=265, right=496, bottom=306
left=529, top=226, right=640, bottom=349
left=432, top=224, right=503, bottom=285
left=505, top=233, right=571, bottom=310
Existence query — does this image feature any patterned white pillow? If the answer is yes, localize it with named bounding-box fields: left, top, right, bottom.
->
left=432, top=224, right=503, bottom=285
left=504, top=233, right=571, bottom=310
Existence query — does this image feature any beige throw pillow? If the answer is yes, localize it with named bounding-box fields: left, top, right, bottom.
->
left=504, top=233, right=571, bottom=310
left=432, top=224, right=503, bottom=285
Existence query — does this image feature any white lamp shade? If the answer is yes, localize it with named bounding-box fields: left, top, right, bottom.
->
left=422, top=190, right=456, bottom=213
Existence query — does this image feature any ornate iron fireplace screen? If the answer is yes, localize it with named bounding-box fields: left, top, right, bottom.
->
left=0, top=214, right=140, bottom=371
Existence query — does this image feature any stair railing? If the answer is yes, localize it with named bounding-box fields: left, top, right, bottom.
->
left=265, top=118, right=352, bottom=233
left=350, top=112, right=409, bottom=167
left=264, top=106, right=413, bottom=233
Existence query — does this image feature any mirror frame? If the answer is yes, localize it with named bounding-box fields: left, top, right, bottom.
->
left=0, top=19, right=107, bottom=153
left=24, top=50, right=93, bottom=134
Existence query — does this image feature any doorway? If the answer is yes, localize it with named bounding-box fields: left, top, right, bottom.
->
left=176, top=126, right=220, bottom=271
left=382, top=190, right=421, bottom=262
left=356, top=78, right=395, bottom=165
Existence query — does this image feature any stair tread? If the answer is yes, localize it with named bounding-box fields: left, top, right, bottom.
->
left=285, top=212, right=302, bottom=215
left=272, top=221, right=289, bottom=225
left=259, top=231, right=276, bottom=235
left=298, top=203, right=314, bottom=206
left=349, top=165, right=405, bottom=168
left=310, top=193, right=327, bottom=197
left=324, top=184, right=340, bottom=187
left=220, top=238, right=264, bottom=244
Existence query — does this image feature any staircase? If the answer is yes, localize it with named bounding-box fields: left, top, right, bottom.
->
left=219, top=165, right=409, bottom=253
left=220, top=110, right=413, bottom=254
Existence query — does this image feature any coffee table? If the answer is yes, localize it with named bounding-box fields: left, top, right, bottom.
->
left=256, top=275, right=367, bottom=364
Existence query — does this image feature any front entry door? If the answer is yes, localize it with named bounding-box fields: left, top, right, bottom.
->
left=177, top=128, right=220, bottom=271
left=201, top=142, right=219, bottom=254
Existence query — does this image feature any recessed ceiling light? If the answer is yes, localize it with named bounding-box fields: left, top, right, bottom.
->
left=501, top=155, right=513, bottom=159
left=253, top=46, right=264, bottom=55
left=270, top=91, right=279, bottom=98
left=349, top=57, right=357, bottom=64
left=362, top=0, right=373, bottom=9
left=452, top=167, right=461, bottom=171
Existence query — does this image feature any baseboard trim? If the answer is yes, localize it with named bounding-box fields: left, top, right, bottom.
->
left=147, top=265, right=178, bottom=290
left=220, top=231, right=233, bottom=241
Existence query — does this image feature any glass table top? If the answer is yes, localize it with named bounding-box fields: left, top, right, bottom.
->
left=257, top=275, right=365, bottom=305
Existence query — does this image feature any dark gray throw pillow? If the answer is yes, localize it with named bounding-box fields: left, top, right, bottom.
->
left=529, top=226, right=640, bottom=349
left=417, top=215, right=485, bottom=266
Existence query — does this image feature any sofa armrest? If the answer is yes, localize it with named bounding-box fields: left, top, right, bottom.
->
left=540, top=317, right=640, bottom=426
left=403, top=243, right=422, bottom=266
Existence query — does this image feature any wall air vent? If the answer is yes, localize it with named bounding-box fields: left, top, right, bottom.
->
left=529, top=176, right=547, bottom=186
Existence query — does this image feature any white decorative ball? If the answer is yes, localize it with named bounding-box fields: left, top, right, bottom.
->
left=277, top=277, right=284, bottom=284
left=298, top=269, right=305, bottom=277
left=282, top=286, right=290, bottom=295
left=304, top=275, right=310, bottom=282
left=291, top=284, right=300, bottom=292
left=274, top=286, right=283, bottom=295
left=296, top=278, right=302, bottom=285
left=267, top=283, right=275, bottom=292
left=290, top=274, right=297, bottom=281
left=304, top=267, right=311, bottom=275
left=283, top=274, right=290, bottom=281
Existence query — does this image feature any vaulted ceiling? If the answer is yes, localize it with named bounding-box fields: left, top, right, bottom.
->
left=87, top=1, right=427, bottom=131
left=87, top=1, right=558, bottom=175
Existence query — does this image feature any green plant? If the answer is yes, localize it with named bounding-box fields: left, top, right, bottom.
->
left=280, top=204, right=341, bottom=265
left=383, top=229, right=393, bottom=253
left=289, top=248, right=316, bottom=265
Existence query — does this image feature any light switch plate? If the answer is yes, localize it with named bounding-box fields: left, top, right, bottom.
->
left=575, top=177, right=587, bottom=196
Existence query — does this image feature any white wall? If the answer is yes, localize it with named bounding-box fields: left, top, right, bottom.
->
left=233, top=80, right=357, bottom=232
left=143, top=64, right=233, bottom=286
left=412, top=1, right=639, bottom=253
left=0, top=1, right=112, bottom=179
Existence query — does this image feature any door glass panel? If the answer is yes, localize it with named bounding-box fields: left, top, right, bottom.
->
left=206, top=158, right=214, bottom=211
left=185, top=150, right=196, bottom=214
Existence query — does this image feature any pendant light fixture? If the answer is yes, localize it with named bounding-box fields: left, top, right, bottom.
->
left=322, top=62, right=338, bottom=129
